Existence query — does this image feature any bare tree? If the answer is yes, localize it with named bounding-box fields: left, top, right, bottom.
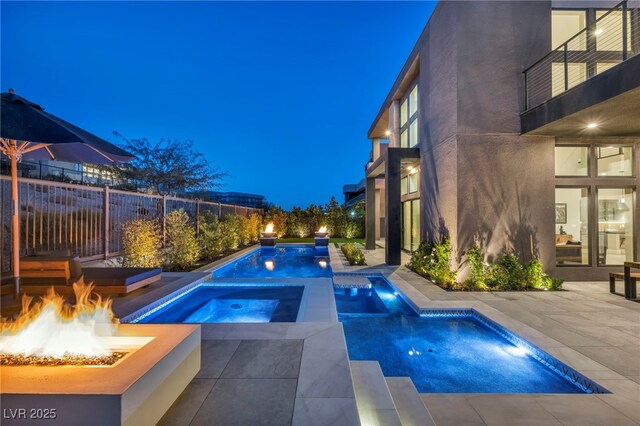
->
left=114, top=132, right=226, bottom=195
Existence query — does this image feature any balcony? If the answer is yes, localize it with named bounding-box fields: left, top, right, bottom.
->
left=521, top=1, right=640, bottom=136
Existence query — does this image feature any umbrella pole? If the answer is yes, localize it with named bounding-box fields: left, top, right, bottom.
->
left=8, top=139, right=21, bottom=297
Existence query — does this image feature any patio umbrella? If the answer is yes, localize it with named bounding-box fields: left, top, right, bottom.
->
left=0, top=90, right=135, bottom=295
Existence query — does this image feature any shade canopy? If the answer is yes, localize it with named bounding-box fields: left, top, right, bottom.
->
left=1, top=92, right=134, bottom=164
left=1, top=90, right=136, bottom=296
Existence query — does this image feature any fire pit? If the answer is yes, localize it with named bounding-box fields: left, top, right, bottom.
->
left=260, top=222, right=277, bottom=247
left=315, top=226, right=329, bottom=247
left=0, top=284, right=200, bottom=425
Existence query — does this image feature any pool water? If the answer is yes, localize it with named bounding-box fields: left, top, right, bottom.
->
left=214, top=245, right=331, bottom=278
left=338, top=277, right=588, bottom=393
left=334, top=277, right=417, bottom=316
left=139, top=286, right=304, bottom=323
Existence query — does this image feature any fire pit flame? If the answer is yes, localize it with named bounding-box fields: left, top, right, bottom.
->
left=0, top=283, right=118, bottom=360
left=318, top=226, right=327, bottom=234
left=264, top=223, right=274, bottom=234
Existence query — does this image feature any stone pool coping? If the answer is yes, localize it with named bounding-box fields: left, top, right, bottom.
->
left=121, top=277, right=337, bottom=324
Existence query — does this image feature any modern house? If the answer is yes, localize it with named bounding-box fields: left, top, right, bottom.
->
left=186, top=190, right=266, bottom=209
left=364, top=0, right=639, bottom=281
left=343, top=179, right=366, bottom=207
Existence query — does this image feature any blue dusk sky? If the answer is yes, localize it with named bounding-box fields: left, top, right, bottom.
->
left=1, top=1, right=436, bottom=209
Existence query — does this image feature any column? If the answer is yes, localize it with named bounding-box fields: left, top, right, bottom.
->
left=388, top=100, right=401, bottom=148
left=385, top=149, right=402, bottom=265
left=374, top=188, right=381, bottom=239
left=372, top=138, right=381, bottom=161
left=365, top=177, right=376, bottom=250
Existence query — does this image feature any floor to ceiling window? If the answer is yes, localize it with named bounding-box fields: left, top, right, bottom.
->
left=550, top=6, right=636, bottom=96
left=555, top=142, right=637, bottom=267
left=400, top=84, right=419, bottom=148
left=401, top=167, right=420, bottom=252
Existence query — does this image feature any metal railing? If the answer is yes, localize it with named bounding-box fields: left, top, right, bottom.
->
left=0, top=157, right=140, bottom=191
left=524, top=1, right=639, bottom=111
left=0, top=176, right=262, bottom=272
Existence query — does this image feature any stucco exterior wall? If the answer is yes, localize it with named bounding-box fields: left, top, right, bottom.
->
left=455, top=1, right=551, bottom=133
left=417, top=2, right=459, bottom=246
left=456, top=134, right=556, bottom=277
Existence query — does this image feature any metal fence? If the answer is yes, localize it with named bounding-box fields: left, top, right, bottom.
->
left=524, top=0, right=639, bottom=110
left=0, top=176, right=262, bottom=272
left=0, top=157, right=139, bottom=191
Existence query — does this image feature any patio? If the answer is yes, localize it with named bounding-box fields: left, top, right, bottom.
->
left=2, top=244, right=639, bottom=425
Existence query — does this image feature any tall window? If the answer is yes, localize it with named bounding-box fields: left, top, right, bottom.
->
left=555, top=187, right=590, bottom=265
left=555, top=145, right=588, bottom=176
left=400, top=84, right=419, bottom=148
left=555, top=143, right=637, bottom=267
left=402, top=199, right=420, bottom=252
left=551, top=63, right=587, bottom=97
left=598, top=188, right=635, bottom=265
left=597, top=146, right=634, bottom=176
left=552, top=10, right=586, bottom=49
left=595, top=10, right=632, bottom=52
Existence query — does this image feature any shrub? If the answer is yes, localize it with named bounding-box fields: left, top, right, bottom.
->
left=341, top=243, right=366, bottom=265
left=462, top=244, right=563, bottom=291
left=341, top=220, right=363, bottom=239
left=121, top=218, right=162, bottom=268
left=464, top=245, right=488, bottom=290
left=487, top=253, right=526, bottom=290
left=246, top=213, right=262, bottom=243
left=524, top=259, right=564, bottom=291
left=198, top=211, right=224, bottom=259
left=407, top=237, right=457, bottom=288
left=265, top=208, right=288, bottom=238
left=237, top=215, right=251, bottom=246
left=220, top=213, right=242, bottom=250
left=165, top=209, right=200, bottom=270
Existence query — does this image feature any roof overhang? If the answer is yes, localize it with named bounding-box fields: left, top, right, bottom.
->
left=521, top=54, right=640, bottom=136
left=368, top=56, right=421, bottom=140
left=365, top=147, right=421, bottom=178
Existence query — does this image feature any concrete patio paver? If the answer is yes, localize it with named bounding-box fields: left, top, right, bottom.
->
left=190, top=378, right=298, bottom=426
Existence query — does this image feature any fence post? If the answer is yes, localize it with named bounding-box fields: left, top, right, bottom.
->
left=103, top=185, right=110, bottom=259
left=195, top=199, right=200, bottom=236
left=162, top=194, right=167, bottom=247
left=563, top=43, right=569, bottom=92
left=622, top=0, right=628, bottom=61
left=218, top=202, right=222, bottom=219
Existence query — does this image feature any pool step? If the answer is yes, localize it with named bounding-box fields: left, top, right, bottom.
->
left=350, top=361, right=402, bottom=426
left=385, top=377, right=436, bottom=426
left=333, top=274, right=371, bottom=289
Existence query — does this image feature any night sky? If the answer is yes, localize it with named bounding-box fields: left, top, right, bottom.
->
left=1, top=1, right=436, bottom=209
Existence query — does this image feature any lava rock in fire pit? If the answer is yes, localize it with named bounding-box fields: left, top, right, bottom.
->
left=0, top=352, right=127, bottom=366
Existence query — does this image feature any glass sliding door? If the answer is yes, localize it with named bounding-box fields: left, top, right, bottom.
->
left=403, top=201, right=411, bottom=251
left=402, top=199, right=420, bottom=252
left=411, top=200, right=420, bottom=252
left=555, top=187, right=590, bottom=265
left=597, top=188, right=635, bottom=265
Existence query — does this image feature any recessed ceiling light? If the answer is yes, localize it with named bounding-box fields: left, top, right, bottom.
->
left=586, top=123, right=598, bottom=129
left=594, top=28, right=604, bottom=36
left=384, top=130, right=392, bottom=136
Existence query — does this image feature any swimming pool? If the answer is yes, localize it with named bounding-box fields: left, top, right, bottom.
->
left=338, top=276, right=607, bottom=394
left=213, top=245, right=331, bottom=278
left=137, top=286, right=304, bottom=323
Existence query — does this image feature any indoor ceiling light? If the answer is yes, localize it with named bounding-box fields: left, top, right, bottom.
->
left=594, top=28, right=604, bottom=36
left=586, top=122, right=598, bottom=129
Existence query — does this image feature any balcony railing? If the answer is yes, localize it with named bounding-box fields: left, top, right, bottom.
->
left=524, top=0, right=639, bottom=111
